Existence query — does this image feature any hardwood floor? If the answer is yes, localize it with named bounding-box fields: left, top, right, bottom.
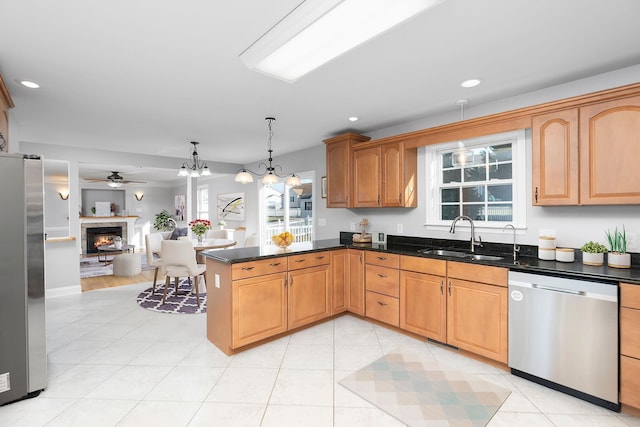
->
left=81, top=269, right=163, bottom=292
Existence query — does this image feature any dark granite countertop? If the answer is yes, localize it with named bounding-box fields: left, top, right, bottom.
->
left=202, top=233, right=640, bottom=285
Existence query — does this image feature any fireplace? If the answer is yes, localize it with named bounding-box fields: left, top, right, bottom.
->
left=86, top=226, right=123, bottom=254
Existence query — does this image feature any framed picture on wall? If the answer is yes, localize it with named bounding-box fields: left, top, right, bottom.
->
left=217, top=192, right=245, bottom=221
left=175, top=194, right=185, bottom=221
left=321, top=176, right=327, bottom=199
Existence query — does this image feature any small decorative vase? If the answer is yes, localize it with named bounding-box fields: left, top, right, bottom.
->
left=197, top=234, right=204, bottom=243
left=582, top=252, right=604, bottom=266
left=608, top=252, right=631, bottom=269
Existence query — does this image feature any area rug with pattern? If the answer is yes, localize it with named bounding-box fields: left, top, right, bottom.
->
left=136, top=280, right=206, bottom=314
left=339, top=350, right=510, bottom=427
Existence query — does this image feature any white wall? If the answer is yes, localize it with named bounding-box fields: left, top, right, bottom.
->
left=238, top=65, right=640, bottom=251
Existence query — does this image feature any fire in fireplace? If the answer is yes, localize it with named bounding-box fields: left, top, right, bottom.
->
left=86, top=226, right=123, bottom=254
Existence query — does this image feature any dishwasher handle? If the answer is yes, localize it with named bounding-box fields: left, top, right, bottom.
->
left=532, top=283, right=585, bottom=296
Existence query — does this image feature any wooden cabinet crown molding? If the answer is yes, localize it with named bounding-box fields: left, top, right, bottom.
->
left=0, top=74, right=15, bottom=109
left=366, top=81, right=640, bottom=150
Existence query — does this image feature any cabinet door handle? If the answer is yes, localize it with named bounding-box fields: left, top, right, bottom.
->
left=535, top=187, right=539, bottom=203
left=269, top=262, right=281, bottom=267
left=241, top=266, right=255, bottom=271
left=440, top=280, right=444, bottom=295
left=377, top=301, right=387, bottom=306
left=398, top=192, right=401, bottom=202
left=377, top=194, right=380, bottom=206
left=289, top=274, right=293, bottom=287
left=359, top=254, right=363, bottom=264
left=284, top=274, right=288, bottom=288
left=448, top=281, right=452, bottom=296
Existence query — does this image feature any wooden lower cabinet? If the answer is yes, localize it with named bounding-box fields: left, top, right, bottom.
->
left=620, top=282, right=640, bottom=408
left=331, top=250, right=348, bottom=314
left=399, top=270, right=446, bottom=342
left=288, top=264, right=331, bottom=329
left=365, top=291, right=399, bottom=327
left=621, top=355, right=640, bottom=408
left=232, top=272, right=287, bottom=348
left=446, top=278, right=508, bottom=363
left=347, top=249, right=365, bottom=315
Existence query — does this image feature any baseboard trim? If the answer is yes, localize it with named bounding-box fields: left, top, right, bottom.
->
left=46, top=285, right=82, bottom=298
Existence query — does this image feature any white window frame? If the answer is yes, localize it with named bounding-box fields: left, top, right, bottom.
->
left=424, top=129, right=526, bottom=232
left=196, top=184, right=209, bottom=220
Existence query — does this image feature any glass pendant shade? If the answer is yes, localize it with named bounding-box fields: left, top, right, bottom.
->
left=235, top=170, right=254, bottom=183
left=262, top=173, right=279, bottom=185
left=285, top=174, right=302, bottom=187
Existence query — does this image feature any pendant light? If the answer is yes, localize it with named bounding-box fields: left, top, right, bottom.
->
left=235, top=117, right=302, bottom=186
left=451, top=99, right=475, bottom=167
left=177, top=141, right=211, bottom=177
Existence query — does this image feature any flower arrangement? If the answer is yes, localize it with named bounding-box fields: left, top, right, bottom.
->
left=189, top=219, right=211, bottom=237
left=359, top=218, right=369, bottom=236
left=217, top=219, right=226, bottom=227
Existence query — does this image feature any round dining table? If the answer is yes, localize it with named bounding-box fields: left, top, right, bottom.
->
left=192, top=238, right=236, bottom=263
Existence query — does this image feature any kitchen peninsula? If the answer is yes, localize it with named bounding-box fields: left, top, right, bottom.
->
left=204, top=235, right=640, bottom=350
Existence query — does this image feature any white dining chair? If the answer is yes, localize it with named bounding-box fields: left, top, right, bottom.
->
left=160, top=240, right=207, bottom=307
left=145, top=233, right=165, bottom=294
left=205, top=229, right=228, bottom=239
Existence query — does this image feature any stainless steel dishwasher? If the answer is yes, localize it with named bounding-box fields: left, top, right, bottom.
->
left=508, top=271, right=619, bottom=411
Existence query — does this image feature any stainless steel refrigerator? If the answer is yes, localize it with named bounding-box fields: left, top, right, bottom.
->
left=0, top=153, right=47, bottom=406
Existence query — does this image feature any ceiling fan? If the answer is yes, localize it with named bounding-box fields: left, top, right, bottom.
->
left=83, top=171, right=146, bottom=188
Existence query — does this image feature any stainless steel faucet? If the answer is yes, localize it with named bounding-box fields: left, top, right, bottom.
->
left=503, top=224, right=520, bottom=260
left=449, top=215, right=482, bottom=252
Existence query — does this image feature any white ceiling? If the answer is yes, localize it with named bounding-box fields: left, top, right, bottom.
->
left=2, top=0, right=640, bottom=180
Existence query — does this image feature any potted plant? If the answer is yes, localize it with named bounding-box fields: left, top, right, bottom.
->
left=580, top=241, right=607, bottom=266
left=153, top=210, right=174, bottom=231
left=606, top=226, right=631, bottom=268
left=90, top=207, right=96, bottom=217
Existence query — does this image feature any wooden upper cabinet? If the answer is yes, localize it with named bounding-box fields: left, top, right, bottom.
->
left=0, top=74, right=14, bottom=153
left=353, top=145, right=381, bottom=207
left=579, top=95, right=640, bottom=204
left=531, top=109, right=579, bottom=205
left=353, top=141, right=418, bottom=208
left=324, top=133, right=371, bottom=208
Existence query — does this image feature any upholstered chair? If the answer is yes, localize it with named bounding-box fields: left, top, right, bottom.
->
left=160, top=239, right=207, bottom=307
left=145, top=233, right=165, bottom=294
left=205, top=229, right=228, bottom=239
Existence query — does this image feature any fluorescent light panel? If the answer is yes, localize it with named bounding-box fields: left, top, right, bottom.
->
left=241, top=0, right=445, bottom=82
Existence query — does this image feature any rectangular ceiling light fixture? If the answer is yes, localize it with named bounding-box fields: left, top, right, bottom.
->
left=240, top=0, right=446, bottom=83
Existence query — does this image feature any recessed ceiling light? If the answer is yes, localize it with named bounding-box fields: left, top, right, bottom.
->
left=348, top=116, right=359, bottom=122
left=461, top=78, right=482, bottom=88
left=19, top=80, right=40, bottom=89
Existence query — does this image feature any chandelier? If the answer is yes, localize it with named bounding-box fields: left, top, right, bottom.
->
left=235, top=117, right=301, bottom=186
left=178, top=141, right=211, bottom=177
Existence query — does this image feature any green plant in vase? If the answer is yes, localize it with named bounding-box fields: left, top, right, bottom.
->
left=580, top=241, right=607, bottom=266
left=605, top=226, right=630, bottom=268
left=153, top=210, right=174, bottom=231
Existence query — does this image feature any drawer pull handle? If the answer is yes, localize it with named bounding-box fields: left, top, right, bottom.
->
left=269, top=262, right=281, bottom=267
left=377, top=274, right=387, bottom=278
left=316, top=256, right=325, bottom=260
left=377, top=301, right=387, bottom=306
left=241, top=266, right=255, bottom=271
left=295, top=259, right=306, bottom=263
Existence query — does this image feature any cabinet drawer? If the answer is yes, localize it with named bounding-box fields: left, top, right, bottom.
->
left=447, top=261, right=507, bottom=287
left=365, top=252, right=399, bottom=269
left=400, top=255, right=446, bottom=276
left=621, top=307, right=640, bottom=358
left=621, top=355, right=640, bottom=408
left=365, top=291, right=399, bottom=327
left=621, top=283, right=640, bottom=309
left=232, top=258, right=287, bottom=280
left=288, top=251, right=330, bottom=270
left=366, top=264, right=399, bottom=297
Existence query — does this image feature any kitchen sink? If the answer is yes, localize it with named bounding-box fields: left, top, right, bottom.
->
left=418, top=249, right=468, bottom=257
left=467, top=254, right=504, bottom=261
left=418, top=248, right=504, bottom=261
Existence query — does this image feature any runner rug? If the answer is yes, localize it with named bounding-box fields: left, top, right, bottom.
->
left=339, top=350, right=510, bottom=427
left=136, top=280, right=206, bottom=314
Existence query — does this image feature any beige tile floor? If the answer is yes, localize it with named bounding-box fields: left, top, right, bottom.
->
left=1, top=281, right=639, bottom=426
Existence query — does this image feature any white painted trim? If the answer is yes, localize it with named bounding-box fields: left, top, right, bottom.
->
left=46, top=285, right=82, bottom=298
